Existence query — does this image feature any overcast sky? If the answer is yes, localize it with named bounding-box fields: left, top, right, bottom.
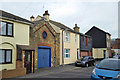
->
left=0, top=0, right=119, bottom=38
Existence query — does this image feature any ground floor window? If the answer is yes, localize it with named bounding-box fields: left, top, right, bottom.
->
left=0, top=49, right=12, bottom=64
left=64, top=49, right=70, bottom=58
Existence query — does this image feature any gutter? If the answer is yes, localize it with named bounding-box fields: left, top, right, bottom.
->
left=0, top=16, right=33, bottom=25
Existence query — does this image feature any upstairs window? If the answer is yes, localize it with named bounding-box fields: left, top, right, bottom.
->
left=87, top=37, right=90, bottom=42
left=42, top=31, right=47, bottom=39
left=0, top=21, right=13, bottom=37
left=81, top=35, right=84, bottom=41
left=75, top=34, right=77, bottom=43
left=85, top=37, right=88, bottom=46
left=65, top=32, right=70, bottom=42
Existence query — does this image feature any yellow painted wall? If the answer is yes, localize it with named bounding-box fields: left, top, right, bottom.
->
left=63, top=31, right=80, bottom=64
left=92, top=48, right=109, bottom=59
left=0, top=18, right=30, bottom=71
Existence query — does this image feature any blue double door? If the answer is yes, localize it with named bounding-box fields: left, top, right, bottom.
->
left=37, top=46, right=51, bottom=68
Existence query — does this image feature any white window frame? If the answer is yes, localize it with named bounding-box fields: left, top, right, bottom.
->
left=64, top=32, right=70, bottom=42
left=64, top=49, right=70, bottom=58
left=75, top=34, right=77, bottom=43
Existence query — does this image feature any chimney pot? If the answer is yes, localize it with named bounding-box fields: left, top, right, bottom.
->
left=30, top=15, right=34, bottom=22
left=43, top=10, right=50, bottom=21
left=73, top=24, right=80, bottom=32
left=45, top=10, right=48, bottom=14
left=75, top=24, right=77, bottom=27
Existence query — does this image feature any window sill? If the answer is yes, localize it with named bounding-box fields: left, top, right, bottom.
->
left=64, top=41, right=70, bottom=43
left=0, top=62, right=13, bottom=64
left=0, top=35, right=14, bottom=37
left=64, top=58, right=70, bottom=59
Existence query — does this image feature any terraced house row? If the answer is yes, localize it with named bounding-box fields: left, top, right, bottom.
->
left=0, top=10, right=111, bottom=78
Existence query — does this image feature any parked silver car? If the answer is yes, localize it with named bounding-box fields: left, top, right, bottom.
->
left=75, top=56, right=95, bottom=67
left=113, top=54, right=120, bottom=59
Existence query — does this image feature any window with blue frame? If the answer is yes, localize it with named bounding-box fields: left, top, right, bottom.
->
left=42, top=31, right=47, bottom=39
left=64, top=49, right=70, bottom=58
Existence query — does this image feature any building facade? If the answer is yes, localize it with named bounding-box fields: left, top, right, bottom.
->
left=85, top=26, right=111, bottom=59
left=62, top=24, right=80, bottom=64
left=111, top=38, right=120, bottom=56
left=80, top=33, right=92, bottom=57
left=0, top=10, right=34, bottom=78
left=30, top=11, right=80, bottom=69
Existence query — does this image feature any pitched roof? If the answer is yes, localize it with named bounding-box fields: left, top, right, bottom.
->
left=32, top=16, right=80, bottom=34
left=32, top=18, right=44, bottom=27
left=0, top=10, right=32, bottom=24
left=80, top=32, right=91, bottom=37
left=49, top=20, right=80, bottom=34
left=85, top=26, right=111, bottom=36
left=49, top=20, right=72, bottom=30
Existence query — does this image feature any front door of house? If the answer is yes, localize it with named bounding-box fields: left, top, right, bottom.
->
left=103, top=50, right=106, bottom=59
left=24, top=51, right=32, bottom=74
left=77, top=49, right=79, bottom=59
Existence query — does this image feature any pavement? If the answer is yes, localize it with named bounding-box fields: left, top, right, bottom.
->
left=20, top=63, right=80, bottom=78
left=17, top=61, right=100, bottom=78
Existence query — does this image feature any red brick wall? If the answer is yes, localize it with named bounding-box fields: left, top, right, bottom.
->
left=80, top=51, right=88, bottom=57
left=80, top=51, right=92, bottom=57
left=1, top=61, right=27, bottom=78
left=1, top=68, right=26, bottom=78
left=89, top=51, right=92, bottom=56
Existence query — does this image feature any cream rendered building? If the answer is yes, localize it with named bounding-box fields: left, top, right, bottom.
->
left=0, top=10, right=31, bottom=71
left=92, top=48, right=109, bottom=59
left=60, top=30, right=80, bottom=64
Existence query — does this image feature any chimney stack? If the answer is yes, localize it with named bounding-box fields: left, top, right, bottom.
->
left=73, top=24, right=80, bottom=32
left=30, top=15, right=35, bottom=22
left=43, top=10, right=50, bottom=21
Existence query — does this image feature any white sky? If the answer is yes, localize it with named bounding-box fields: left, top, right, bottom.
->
left=0, top=0, right=119, bottom=38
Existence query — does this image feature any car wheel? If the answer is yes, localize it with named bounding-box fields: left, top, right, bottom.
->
left=75, top=63, right=77, bottom=66
left=85, top=63, right=89, bottom=67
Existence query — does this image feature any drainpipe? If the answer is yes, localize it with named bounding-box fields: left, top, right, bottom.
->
left=54, top=36, right=56, bottom=67
left=62, top=30, right=64, bottom=65
left=80, top=34, right=81, bottom=57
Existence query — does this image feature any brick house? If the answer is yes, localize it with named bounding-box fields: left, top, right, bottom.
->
left=85, top=26, right=111, bottom=59
left=0, top=10, right=34, bottom=78
left=30, top=11, right=80, bottom=69
left=111, top=38, right=120, bottom=55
